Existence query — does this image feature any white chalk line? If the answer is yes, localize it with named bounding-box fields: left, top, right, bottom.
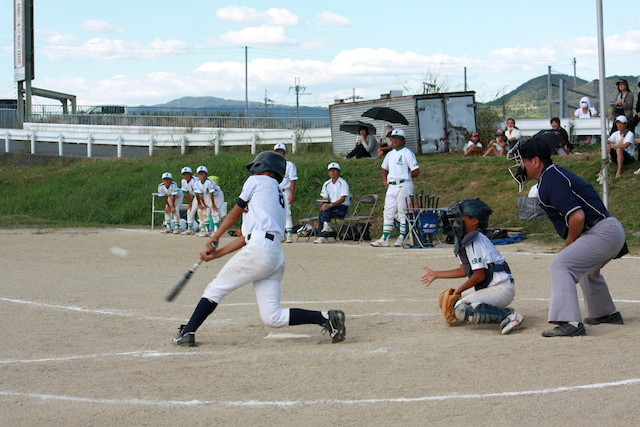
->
left=1, top=378, right=638, bottom=408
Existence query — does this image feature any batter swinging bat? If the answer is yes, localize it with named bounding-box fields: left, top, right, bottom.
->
left=165, top=242, right=217, bottom=302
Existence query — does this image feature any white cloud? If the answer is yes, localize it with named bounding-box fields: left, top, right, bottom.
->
left=314, top=12, right=351, bottom=26
left=81, top=20, right=125, bottom=34
left=216, top=6, right=298, bottom=26
left=215, top=26, right=295, bottom=46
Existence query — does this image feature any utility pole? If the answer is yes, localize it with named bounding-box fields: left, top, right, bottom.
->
left=263, top=89, right=274, bottom=115
left=244, top=46, right=249, bottom=117
left=288, top=77, right=310, bottom=117
left=464, top=66, right=467, bottom=91
left=573, top=57, right=577, bottom=87
left=346, top=88, right=362, bottom=102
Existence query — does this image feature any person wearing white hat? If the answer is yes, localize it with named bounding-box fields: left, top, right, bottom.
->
left=314, top=162, right=351, bottom=244
left=606, top=115, right=635, bottom=179
left=274, top=143, right=298, bottom=243
left=157, top=172, right=180, bottom=233
left=194, top=165, right=217, bottom=237
left=371, top=129, right=420, bottom=247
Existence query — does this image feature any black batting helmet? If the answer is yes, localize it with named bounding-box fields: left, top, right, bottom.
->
left=246, top=150, right=286, bottom=183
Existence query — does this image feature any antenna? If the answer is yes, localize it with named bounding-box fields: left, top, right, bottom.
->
left=346, top=88, right=362, bottom=102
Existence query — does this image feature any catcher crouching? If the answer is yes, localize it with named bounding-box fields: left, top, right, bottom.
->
left=421, top=199, right=524, bottom=335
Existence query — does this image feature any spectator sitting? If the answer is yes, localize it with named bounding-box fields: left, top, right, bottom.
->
left=377, top=125, right=394, bottom=159
left=572, top=96, right=599, bottom=145
left=346, top=126, right=378, bottom=159
left=606, top=116, right=635, bottom=179
left=550, top=117, right=571, bottom=155
left=464, top=133, right=484, bottom=157
left=505, top=118, right=521, bottom=150
left=609, top=79, right=634, bottom=135
left=313, top=162, right=351, bottom=244
left=483, top=129, right=508, bottom=157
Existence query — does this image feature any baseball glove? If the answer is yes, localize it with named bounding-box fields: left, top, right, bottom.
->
left=438, top=288, right=460, bottom=325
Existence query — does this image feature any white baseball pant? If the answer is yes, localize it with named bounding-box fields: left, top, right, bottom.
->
left=382, top=180, right=414, bottom=235
left=202, top=232, right=290, bottom=327
left=457, top=279, right=515, bottom=309
left=282, top=189, right=293, bottom=230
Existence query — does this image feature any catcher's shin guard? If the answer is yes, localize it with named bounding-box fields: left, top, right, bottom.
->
left=468, top=303, right=513, bottom=324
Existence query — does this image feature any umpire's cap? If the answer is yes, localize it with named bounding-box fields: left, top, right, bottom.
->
left=246, top=150, right=286, bottom=183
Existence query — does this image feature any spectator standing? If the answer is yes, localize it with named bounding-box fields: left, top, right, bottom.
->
left=464, top=132, right=484, bottom=157
left=313, top=162, right=351, bottom=244
left=370, top=129, right=420, bottom=248
left=630, top=81, right=640, bottom=133
left=609, top=79, right=634, bottom=134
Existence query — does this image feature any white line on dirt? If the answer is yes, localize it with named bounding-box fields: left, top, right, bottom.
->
left=1, top=378, right=639, bottom=407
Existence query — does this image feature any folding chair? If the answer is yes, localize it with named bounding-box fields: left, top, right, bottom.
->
left=404, top=194, right=442, bottom=248
left=296, top=200, right=325, bottom=242
left=337, top=194, right=378, bottom=243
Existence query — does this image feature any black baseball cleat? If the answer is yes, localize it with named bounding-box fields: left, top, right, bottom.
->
left=322, top=310, right=346, bottom=343
left=173, top=324, right=196, bottom=347
left=583, top=311, right=623, bottom=325
left=541, top=322, right=586, bottom=337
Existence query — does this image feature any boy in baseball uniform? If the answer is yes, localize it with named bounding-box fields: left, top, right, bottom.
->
left=173, top=151, right=346, bottom=347
left=371, top=129, right=420, bottom=247
left=180, top=166, right=199, bottom=235
left=157, top=172, right=180, bottom=234
left=274, top=143, right=298, bottom=243
left=421, top=199, right=524, bottom=335
left=194, top=165, right=216, bottom=237
left=208, top=175, right=226, bottom=233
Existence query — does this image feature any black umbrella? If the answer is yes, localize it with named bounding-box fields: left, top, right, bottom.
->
left=339, top=120, right=376, bottom=135
left=361, top=107, right=409, bottom=125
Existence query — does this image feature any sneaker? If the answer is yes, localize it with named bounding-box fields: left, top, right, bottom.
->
left=370, top=238, right=390, bottom=247
left=286, top=233, right=294, bottom=243
left=173, top=325, right=196, bottom=347
left=313, top=236, right=328, bottom=244
left=321, top=222, right=333, bottom=233
left=322, top=310, right=346, bottom=343
left=173, top=227, right=180, bottom=234
left=583, top=311, right=623, bottom=325
left=161, top=227, right=171, bottom=234
left=181, top=230, right=195, bottom=235
left=541, top=322, right=585, bottom=337
left=634, top=168, right=640, bottom=175
left=197, top=230, right=209, bottom=238
left=500, top=312, right=524, bottom=335
left=394, top=235, right=405, bottom=247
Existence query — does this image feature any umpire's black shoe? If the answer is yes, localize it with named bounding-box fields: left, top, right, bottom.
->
left=542, top=322, right=586, bottom=337
left=583, top=311, right=623, bottom=325
left=322, top=310, right=346, bottom=343
left=173, top=324, right=196, bottom=347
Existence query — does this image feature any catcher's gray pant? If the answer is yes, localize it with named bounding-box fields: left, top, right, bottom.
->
left=548, top=217, right=625, bottom=323
left=202, top=232, right=290, bottom=327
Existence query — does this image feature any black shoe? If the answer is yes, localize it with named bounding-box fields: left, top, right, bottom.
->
left=541, top=322, right=586, bottom=337
left=173, top=324, right=196, bottom=347
left=584, top=311, right=623, bottom=325
left=322, top=310, right=346, bottom=343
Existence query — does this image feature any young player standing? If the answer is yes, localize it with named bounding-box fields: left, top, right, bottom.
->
left=194, top=166, right=216, bottom=238
left=274, top=143, right=298, bottom=243
left=180, top=166, right=198, bottom=235
left=420, top=199, right=524, bottom=334
left=208, top=175, right=226, bottom=233
left=158, top=172, right=180, bottom=234
left=173, top=151, right=346, bottom=347
left=371, top=129, right=420, bottom=247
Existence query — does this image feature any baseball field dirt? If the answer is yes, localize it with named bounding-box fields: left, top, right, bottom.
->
left=1, top=228, right=638, bottom=426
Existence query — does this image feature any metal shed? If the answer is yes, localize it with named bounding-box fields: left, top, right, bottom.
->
left=329, top=91, right=477, bottom=155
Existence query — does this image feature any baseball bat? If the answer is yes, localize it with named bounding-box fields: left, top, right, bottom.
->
left=165, top=243, right=217, bottom=302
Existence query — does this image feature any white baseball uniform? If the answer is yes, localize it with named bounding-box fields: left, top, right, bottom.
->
left=279, top=160, right=298, bottom=231
left=194, top=177, right=215, bottom=232
left=210, top=183, right=226, bottom=226
left=381, top=146, right=419, bottom=236
left=181, top=176, right=198, bottom=229
left=157, top=180, right=179, bottom=229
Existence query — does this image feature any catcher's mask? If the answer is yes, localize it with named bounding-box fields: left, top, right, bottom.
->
left=444, top=199, right=493, bottom=255
left=246, top=150, right=286, bottom=183
left=507, top=138, right=552, bottom=193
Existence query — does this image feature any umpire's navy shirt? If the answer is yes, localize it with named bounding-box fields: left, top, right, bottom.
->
left=537, top=163, right=608, bottom=239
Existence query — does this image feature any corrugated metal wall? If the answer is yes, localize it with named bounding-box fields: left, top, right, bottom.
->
left=329, top=96, right=418, bottom=156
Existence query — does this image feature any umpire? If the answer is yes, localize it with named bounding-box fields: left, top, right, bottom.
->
left=511, top=138, right=626, bottom=337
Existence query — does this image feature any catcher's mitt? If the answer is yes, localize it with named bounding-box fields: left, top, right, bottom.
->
left=438, top=288, right=460, bottom=325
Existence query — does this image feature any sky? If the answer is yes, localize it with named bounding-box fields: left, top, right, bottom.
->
left=1, top=1, right=639, bottom=108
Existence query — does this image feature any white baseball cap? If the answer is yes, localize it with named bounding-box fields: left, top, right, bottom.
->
left=161, top=172, right=173, bottom=180
left=196, top=165, right=208, bottom=174
left=181, top=166, right=193, bottom=174
left=391, top=129, right=406, bottom=139
left=327, top=162, right=341, bottom=171
left=616, top=115, right=628, bottom=123
left=274, top=143, right=287, bottom=152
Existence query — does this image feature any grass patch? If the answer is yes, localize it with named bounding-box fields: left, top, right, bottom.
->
left=1, top=146, right=638, bottom=252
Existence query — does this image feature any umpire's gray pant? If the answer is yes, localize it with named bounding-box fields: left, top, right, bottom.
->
left=548, top=217, right=625, bottom=323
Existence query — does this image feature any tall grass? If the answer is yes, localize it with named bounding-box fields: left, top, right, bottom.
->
left=1, top=145, right=638, bottom=251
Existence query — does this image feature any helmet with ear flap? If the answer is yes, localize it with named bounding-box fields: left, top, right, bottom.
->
left=246, top=150, right=286, bottom=183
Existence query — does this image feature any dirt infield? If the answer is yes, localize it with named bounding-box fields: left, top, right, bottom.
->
left=1, top=228, right=639, bottom=426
